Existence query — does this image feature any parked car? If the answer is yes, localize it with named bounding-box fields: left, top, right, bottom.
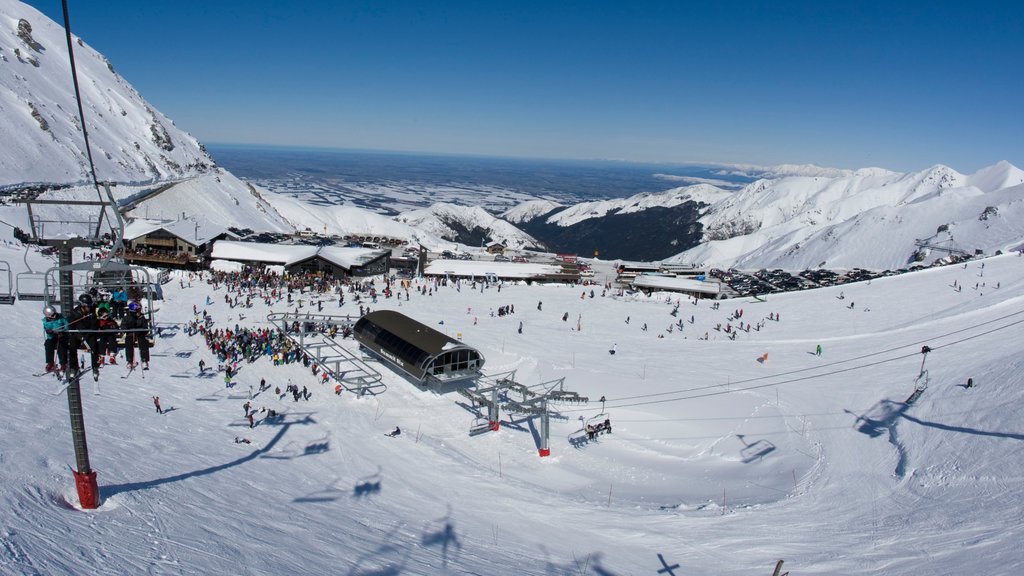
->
left=493, top=255, right=510, bottom=262
left=512, top=256, right=528, bottom=263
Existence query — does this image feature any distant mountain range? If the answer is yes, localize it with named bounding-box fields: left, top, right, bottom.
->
left=3, top=0, right=1023, bottom=271
left=505, top=163, right=1024, bottom=268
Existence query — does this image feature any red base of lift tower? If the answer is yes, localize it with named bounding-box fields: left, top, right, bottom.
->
left=73, top=470, right=100, bottom=509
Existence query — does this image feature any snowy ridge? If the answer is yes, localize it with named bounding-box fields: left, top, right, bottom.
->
left=265, top=194, right=438, bottom=245
left=501, top=198, right=563, bottom=224
left=123, top=170, right=294, bottom=234
left=394, top=202, right=544, bottom=250
left=534, top=183, right=730, bottom=228
left=710, top=162, right=896, bottom=180
left=667, top=162, right=1024, bottom=270
left=0, top=0, right=213, bottom=188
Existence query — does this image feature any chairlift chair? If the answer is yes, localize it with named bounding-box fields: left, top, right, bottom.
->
left=16, top=271, right=55, bottom=301
left=42, top=260, right=157, bottom=337
left=0, top=261, right=16, bottom=304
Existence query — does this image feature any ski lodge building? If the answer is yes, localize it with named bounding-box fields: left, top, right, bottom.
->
left=422, top=259, right=578, bottom=283
left=122, top=218, right=238, bottom=269
left=353, top=310, right=485, bottom=385
left=209, top=240, right=390, bottom=278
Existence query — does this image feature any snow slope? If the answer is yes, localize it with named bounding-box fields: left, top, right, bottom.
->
left=122, top=170, right=294, bottom=235
left=0, top=0, right=213, bottom=188
left=1, top=236, right=1023, bottom=574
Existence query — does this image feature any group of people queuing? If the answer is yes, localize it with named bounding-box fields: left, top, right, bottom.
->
left=42, top=290, right=151, bottom=380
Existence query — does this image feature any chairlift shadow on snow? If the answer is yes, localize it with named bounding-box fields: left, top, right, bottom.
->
left=846, top=399, right=911, bottom=478
left=847, top=400, right=908, bottom=439
left=735, top=434, right=776, bottom=463
left=303, top=436, right=330, bottom=456
left=292, top=478, right=349, bottom=504
left=899, top=413, right=1024, bottom=441
left=421, top=513, right=463, bottom=569
left=103, top=419, right=300, bottom=499
left=194, top=389, right=228, bottom=402
left=344, top=525, right=412, bottom=576
left=352, top=467, right=383, bottom=499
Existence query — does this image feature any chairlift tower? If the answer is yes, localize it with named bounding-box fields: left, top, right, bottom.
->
left=18, top=188, right=119, bottom=509
left=464, top=371, right=588, bottom=457
left=12, top=0, right=158, bottom=509
left=20, top=186, right=159, bottom=513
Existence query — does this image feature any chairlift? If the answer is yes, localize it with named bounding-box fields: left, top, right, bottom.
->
left=0, top=261, right=14, bottom=304
left=16, top=271, right=55, bottom=302
left=42, top=260, right=156, bottom=335
left=585, top=411, right=610, bottom=428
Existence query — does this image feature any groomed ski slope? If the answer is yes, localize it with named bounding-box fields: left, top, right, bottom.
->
left=1, top=244, right=1022, bottom=575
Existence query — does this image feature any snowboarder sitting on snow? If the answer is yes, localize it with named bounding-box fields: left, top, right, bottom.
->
left=386, top=426, right=401, bottom=437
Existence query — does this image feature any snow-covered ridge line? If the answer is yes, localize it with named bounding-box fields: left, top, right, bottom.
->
left=0, top=0, right=214, bottom=187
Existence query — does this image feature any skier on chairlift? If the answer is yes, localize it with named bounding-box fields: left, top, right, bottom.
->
left=122, top=301, right=151, bottom=370
left=42, top=305, right=69, bottom=375
left=67, top=293, right=100, bottom=380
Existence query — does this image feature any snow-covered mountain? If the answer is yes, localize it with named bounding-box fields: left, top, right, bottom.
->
left=122, top=170, right=295, bottom=234
left=671, top=161, right=1024, bottom=270
left=262, top=193, right=448, bottom=248
left=505, top=161, right=1024, bottom=268
left=394, top=203, right=545, bottom=251
left=509, top=184, right=740, bottom=261
left=501, top=198, right=564, bottom=224
left=0, top=0, right=213, bottom=189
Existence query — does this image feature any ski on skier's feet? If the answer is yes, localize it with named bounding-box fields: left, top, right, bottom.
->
left=122, top=363, right=137, bottom=379
left=51, top=371, right=83, bottom=395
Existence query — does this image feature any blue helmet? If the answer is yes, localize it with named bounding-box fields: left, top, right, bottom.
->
left=128, top=301, right=141, bottom=312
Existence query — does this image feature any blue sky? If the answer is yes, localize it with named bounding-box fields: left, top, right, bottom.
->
left=26, top=0, right=1024, bottom=172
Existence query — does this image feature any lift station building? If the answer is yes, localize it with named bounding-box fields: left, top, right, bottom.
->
left=353, top=310, right=485, bottom=385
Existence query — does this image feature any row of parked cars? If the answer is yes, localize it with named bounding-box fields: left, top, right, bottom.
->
left=438, top=250, right=529, bottom=263
left=710, top=255, right=976, bottom=297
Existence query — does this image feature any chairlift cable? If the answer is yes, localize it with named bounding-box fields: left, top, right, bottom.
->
left=596, top=318, right=1024, bottom=411
left=60, top=1, right=126, bottom=264
left=561, top=309, right=1024, bottom=413
left=61, top=0, right=102, bottom=202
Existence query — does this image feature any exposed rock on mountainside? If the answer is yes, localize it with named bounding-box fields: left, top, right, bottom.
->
left=0, top=1, right=214, bottom=188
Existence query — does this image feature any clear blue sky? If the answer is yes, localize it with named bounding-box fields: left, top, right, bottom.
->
left=26, top=0, right=1024, bottom=172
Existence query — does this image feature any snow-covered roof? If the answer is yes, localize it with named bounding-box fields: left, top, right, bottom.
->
left=423, top=259, right=565, bottom=279
left=631, top=274, right=721, bottom=294
left=211, top=240, right=387, bottom=269
left=123, top=218, right=234, bottom=245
